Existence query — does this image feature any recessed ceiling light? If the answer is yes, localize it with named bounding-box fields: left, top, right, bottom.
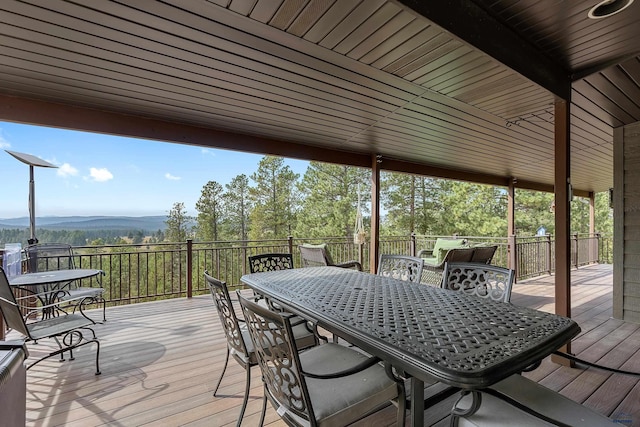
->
left=588, top=0, right=634, bottom=19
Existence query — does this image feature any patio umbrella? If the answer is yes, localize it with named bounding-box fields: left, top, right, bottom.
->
left=5, top=150, right=58, bottom=244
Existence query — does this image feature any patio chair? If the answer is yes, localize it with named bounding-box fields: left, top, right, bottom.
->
left=442, top=262, right=515, bottom=302
left=205, top=272, right=318, bottom=427
left=452, top=373, right=618, bottom=426
left=469, top=245, right=498, bottom=264
left=25, top=243, right=106, bottom=321
left=420, top=247, right=475, bottom=285
left=236, top=292, right=406, bottom=427
left=439, top=263, right=614, bottom=426
left=247, top=252, right=315, bottom=324
left=377, top=254, right=424, bottom=283
left=247, top=252, right=294, bottom=273
left=299, top=243, right=362, bottom=270
left=0, top=267, right=101, bottom=374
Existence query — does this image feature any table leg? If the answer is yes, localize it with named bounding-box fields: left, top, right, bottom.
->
left=411, top=377, right=424, bottom=426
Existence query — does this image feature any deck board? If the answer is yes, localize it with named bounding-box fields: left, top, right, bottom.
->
left=8, top=264, right=640, bottom=426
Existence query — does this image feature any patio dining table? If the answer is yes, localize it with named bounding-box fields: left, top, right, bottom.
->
left=9, top=269, right=103, bottom=319
left=241, top=266, right=581, bottom=426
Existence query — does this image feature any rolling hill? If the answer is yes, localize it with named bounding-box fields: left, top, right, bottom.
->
left=0, top=216, right=167, bottom=231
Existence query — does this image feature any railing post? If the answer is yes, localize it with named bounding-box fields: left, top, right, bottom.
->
left=187, top=239, right=193, bottom=298
left=288, top=235, right=294, bottom=254
left=508, top=234, right=516, bottom=271
left=595, top=233, right=601, bottom=263
left=546, top=234, right=552, bottom=274
left=410, top=233, right=416, bottom=257
left=242, top=244, right=247, bottom=276
left=573, top=233, right=579, bottom=269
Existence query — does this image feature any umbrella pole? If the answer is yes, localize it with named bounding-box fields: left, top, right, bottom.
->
left=28, top=165, right=37, bottom=244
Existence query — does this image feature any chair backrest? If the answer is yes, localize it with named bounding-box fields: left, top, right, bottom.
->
left=248, top=253, right=294, bottom=273
left=377, top=254, right=424, bottom=283
left=204, top=271, right=250, bottom=360
left=25, top=243, right=75, bottom=273
left=0, top=267, right=31, bottom=337
left=236, top=292, right=315, bottom=424
left=470, top=245, right=498, bottom=264
left=299, top=244, right=330, bottom=267
left=444, top=247, right=475, bottom=264
left=442, top=262, right=515, bottom=302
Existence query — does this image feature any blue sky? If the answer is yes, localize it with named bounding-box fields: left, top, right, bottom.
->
left=0, top=122, right=310, bottom=218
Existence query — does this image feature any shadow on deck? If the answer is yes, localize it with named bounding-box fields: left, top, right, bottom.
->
left=10, top=263, right=640, bottom=426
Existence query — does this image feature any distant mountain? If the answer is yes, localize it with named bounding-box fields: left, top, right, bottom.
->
left=0, top=216, right=167, bottom=231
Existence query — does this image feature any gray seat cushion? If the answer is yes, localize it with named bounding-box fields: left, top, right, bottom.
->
left=299, top=343, right=398, bottom=427
left=456, top=374, right=618, bottom=426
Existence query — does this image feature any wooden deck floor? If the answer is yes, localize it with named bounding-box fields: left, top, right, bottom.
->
left=11, top=264, right=639, bottom=426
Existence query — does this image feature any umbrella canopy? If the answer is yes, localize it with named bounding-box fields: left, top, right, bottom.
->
left=5, top=150, right=58, bottom=244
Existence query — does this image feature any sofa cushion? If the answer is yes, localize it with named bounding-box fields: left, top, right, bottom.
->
left=432, top=238, right=466, bottom=254
left=300, top=243, right=332, bottom=264
left=431, top=239, right=467, bottom=264
left=422, top=256, right=438, bottom=267
left=435, top=248, right=450, bottom=265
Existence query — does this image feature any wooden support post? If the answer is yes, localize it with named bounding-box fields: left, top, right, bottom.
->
left=589, top=192, right=596, bottom=263
left=552, top=98, right=573, bottom=365
left=370, top=154, right=381, bottom=274
left=507, top=180, right=516, bottom=271
left=187, top=239, right=193, bottom=298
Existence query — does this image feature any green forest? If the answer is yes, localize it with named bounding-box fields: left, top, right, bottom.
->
left=165, top=156, right=613, bottom=243
left=0, top=155, right=613, bottom=246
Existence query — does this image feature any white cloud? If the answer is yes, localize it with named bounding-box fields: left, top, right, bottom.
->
left=88, top=167, right=113, bottom=182
left=165, top=173, right=181, bottom=181
left=57, top=163, right=79, bottom=177
left=0, top=129, right=10, bottom=149
left=201, top=148, right=215, bottom=156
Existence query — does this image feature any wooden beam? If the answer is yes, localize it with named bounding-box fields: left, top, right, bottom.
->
left=0, top=94, right=372, bottom=168
left=397, top=0, right=571, bottom=99
left=381, top=158, right=557, bottom=193
left=0, top=94, right=591, bottom=196
left=381, top=157, right=510, bottom=187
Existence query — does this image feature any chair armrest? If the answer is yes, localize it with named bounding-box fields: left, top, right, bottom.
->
left=14, top=294, right=91, bottom=312
left=417, top=249, right=434, bottom=258
left=422, top=261, right=445, bottom=270
left=303, top=353, right=381, bottom=379
left=335, top=260, right=362, bottom=271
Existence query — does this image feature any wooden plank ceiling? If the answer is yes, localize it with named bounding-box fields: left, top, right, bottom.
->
left=0, top=0, right=638, bottom=194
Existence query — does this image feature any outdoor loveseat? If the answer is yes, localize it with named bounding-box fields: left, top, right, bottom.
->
left=418, top=238, right=498, bottom=285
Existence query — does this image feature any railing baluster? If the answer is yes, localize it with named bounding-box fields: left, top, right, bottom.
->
left=50, top=233, right=611, bottom=307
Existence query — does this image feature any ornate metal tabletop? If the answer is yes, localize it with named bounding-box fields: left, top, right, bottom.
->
left=9, top=269, right=102, bottom=287
left=241, top=267, right=580, bottom=389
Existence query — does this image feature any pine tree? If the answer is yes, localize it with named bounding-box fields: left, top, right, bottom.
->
left=195, top=181, right=225, bottom=241
left=296, top=162, right=369, bottom=239
left=224, top=174, right=251, bottom=241
left=165, top=202, right=192, bottom=242
left=249, top=156, right=299, bottom=239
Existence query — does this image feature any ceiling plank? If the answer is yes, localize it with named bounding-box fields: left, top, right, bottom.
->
left=396, top=0, right=571, bottom=99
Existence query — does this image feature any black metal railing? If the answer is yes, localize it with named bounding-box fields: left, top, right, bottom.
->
left=10, top=233, right=611, bottom=307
